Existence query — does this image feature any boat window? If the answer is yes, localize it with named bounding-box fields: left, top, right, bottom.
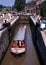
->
left=16, top=41, right=18, bottom=43
left=12, top=40, right=15, bottom=43
left=15, top=41, right=18, bottom=45
left=12, top=40, right=16, bottom=46
left=21, top=41, right=24, bottom=45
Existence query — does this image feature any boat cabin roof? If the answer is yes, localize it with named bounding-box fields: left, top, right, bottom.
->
left=14, top=26, right=26, bottom=41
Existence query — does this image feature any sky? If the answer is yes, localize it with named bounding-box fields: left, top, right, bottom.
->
left=0, top=0, right=31, bottom=6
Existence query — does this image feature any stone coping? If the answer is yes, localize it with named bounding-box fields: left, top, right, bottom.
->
left=0, top=16, right=19, bottom=38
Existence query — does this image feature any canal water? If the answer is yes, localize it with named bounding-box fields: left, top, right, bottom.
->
left=1, top=24, right=40, bottom=65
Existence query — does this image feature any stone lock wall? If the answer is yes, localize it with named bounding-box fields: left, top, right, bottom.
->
left=0, top=28, right=9, bottom=61
left=0, top=17, right=20, bottom=62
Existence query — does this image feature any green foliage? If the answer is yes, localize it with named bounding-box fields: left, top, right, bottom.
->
left=40, top=1, right=46, bottom=17
left=0, top=5, right=12, bottom=12
left=14, top=0, right=25, bottom=12
left=0, top=5, right=3, bottom=11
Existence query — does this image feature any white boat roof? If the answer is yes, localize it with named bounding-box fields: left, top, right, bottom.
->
left=14, top=26, right=26, bottom=40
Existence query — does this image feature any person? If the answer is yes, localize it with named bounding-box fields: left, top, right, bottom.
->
left=5, top=20, right=7, bottom=23
left=3, top=20, right=7, bottom=28
left=18, top=41, right=21, bottom=48
left=3, top=19, right=10, bottom=28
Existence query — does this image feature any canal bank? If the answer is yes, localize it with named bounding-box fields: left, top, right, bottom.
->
left=0, top=16, right=20, bottom=64
left=30, top=16, right=46, bottom=65
left=1, top=24, right=40, bottom=65
left=0, top=15, right=41, bottom=65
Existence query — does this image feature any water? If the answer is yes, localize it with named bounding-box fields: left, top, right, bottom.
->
left=1, top=24, right=40, bottom=65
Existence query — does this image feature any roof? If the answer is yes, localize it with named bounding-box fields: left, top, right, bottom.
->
left=14, top=26, right=26, bottom=40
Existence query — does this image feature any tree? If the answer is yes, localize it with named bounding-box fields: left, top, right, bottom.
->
left=14, top=0, right=25, bottom=12
left=40, top=1, right=46, bottom=17
left=0, top=5, right=6, bottom=11
left=0, top=5, right=3, bottom=11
